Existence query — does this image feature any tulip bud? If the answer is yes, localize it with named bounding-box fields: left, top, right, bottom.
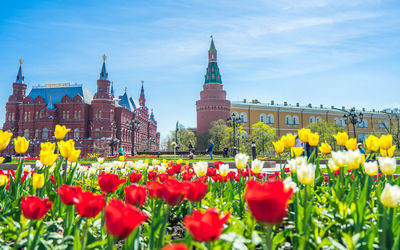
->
left=364, top=161, right=378, bottom=176
left=32, top=173, right=45, bottom=189
left=235, top=153, right=249, bottom=169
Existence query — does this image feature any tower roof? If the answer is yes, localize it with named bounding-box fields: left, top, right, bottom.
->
left=16, top=59, right=24, bottom=84
left=99, top=54, right=108, bottom=80
left=28, top=84, right=93, bottom=105
left=150, top=108, right=155, bottom=121
left=46, top=96, right=55, bottom=110
left=204, top=37, right=222, bottom=84
left=210, top=35, right=216, bottom=50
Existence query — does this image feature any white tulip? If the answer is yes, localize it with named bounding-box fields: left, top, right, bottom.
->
left=332, top=151, right=347, bottom=167
left=97, top=157, right=105, bottom=164
left=194, top=161, right=208, bottom=177
left=297, top=163, right=316, bottom=185
left=378, top=157, right=396, bottom=176
left=283, top=177, right=299, bottom=193
left=364, top=161, right=378, bottom=176
left=235, top=153, right=249, bottom=169
left=251, top=159, right=264, bottom=174
left=218, top=164, right=230, bottom=177
left=346, top=150, right=362, bottom=170
left=380, top=183, right=400, bottom=208
left=88, top=167, right=96, bottom=176
left=328, top=158, right=339, bottom=172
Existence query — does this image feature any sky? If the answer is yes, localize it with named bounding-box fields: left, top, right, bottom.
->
left=0, top=0, right=400, bottom=139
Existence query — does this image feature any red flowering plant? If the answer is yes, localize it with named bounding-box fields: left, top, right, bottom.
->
left=98, top=172, right=126, bottom=194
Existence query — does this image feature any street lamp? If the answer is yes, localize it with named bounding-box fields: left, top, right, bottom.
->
left=343, top=107, right=363, bottom=139
left=227, top=113, right=242, bottom=157
left=110, top=124, right=116, bottom=156
left=131, top=119, right=140, bottom=156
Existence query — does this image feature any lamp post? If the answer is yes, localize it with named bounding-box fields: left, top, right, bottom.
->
left=343, top=107, right=363, bottom=139
left=131, top=119, right=140, bottom=156
left=227, top=113, right=242, bottom=157
left=111, top=125, right=116, bottom=156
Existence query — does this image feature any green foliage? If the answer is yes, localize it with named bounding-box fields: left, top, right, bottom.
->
left=209, top=119, right=230, bottom=151
left=248, top=122, right=276, bottom=156
left=307, top=121, right=343, bottom=150
left=166, top=128, right=196, bottom=151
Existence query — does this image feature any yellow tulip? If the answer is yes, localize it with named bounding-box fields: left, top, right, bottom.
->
left=298, top=128, right=311, bottom=143
left=0, top=175, right=8, bottom=186
left=308, top=132, right=319, bottom=147
left=319, top=141, right=332, bottom=154
left=119, top=156, right=125, bottom=162
left=379, top=134, right=392, bottom=150
left=388, top=145, right=396, bottom=158
left=176, top=159, right=183, bottom=165
left=54, top=125, right=70, bottom=140
left=291, top=147, right=303, bottom=157
left=281, top=133, right=296, bottom=148
left=380, top=148, right=387, bottom=157
left=57, top=140, right=75, bottom=158
left=32, top=173, right=45, bottom=189
left=0, top=157, right=4, bottom=164
left=40, top=150, right=58, bottom=166
left=272, top=140, right=285, bottom=153
left=68, top=149, right=81, bottom=163
left=0, top=130, right=13, bottom=151
left=345, top=138, right=357, bottom=151
left=41, top=142, right=56, bottom=152
left=14, top=136, right=29, bottom=154
left=333, top=132, right=348, bottom=146
left=365, top=135, right=379, bottom=152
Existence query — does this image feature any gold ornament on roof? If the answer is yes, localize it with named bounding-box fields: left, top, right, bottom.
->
left=19, top=59, right=23, bottom=65
left=102, top=54, right=107, bottom=62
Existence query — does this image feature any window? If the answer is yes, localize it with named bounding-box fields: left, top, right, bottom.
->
left=232, top=112, right=239, bottom=118
left=94, top=129, right=100, bottom=139
left=285, top=115, right=292, bottom=125
left=363, top=120, right=368, bottom=128
left=334, top=118, right=340, bottom=125
left=42, top=128, right=48, bottom=140
left=267, top=114, right=274, bottom=124
left=35, top=129, right=39, bottom=138
left=316, top=117, right=322, bottom=122
left=240, top=112, right=247, bottom=123
left=293, top=116, right=299, bottom=125
left=260, top=113, right=266, bottom=123
left=24, top=129, right=29, bottom=139
left=66, top=111, right=69, bottom=120
left=341, top=119, right=346, bottom=127
left=74, top=128, right=80, bottom=140
left=384, top=120, right=389, bottom=129
left=358, top=134, right=364, bottom=142
left=309, top=116, right=315, bottom=124
left=357, top=119, right=363, bottom=128
left=35, top=112, right=39, bottom=120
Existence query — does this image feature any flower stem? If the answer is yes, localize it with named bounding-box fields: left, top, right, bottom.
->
left=265, top=225, right=272, bottom=250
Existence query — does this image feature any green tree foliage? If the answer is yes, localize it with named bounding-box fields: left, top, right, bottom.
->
left=248, top=122, right=276, bottom=155
left=209, top=119, right=230, bottom=151
left=307, top=121, right=343, bottom=150
left=166, top=128, right=196, bottom=151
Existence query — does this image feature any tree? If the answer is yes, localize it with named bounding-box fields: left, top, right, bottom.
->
left=307, top=121, right=344, bottom=150
left=167, top=128, right=196, bottom=151
left=248, top=122, right=276, bottom=155
left=381, top=109, right=400, bottom=148
left=209, top=119, right=230, bottom=151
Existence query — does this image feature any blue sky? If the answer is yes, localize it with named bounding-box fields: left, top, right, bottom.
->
left=1, top=0, right=400, bottom=139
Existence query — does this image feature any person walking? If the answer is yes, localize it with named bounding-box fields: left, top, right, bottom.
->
left=207, top=140, right=214, bottom=160
left=117, top=146, right=125, bottom=157
left=188, top=141, right=195, bottom=160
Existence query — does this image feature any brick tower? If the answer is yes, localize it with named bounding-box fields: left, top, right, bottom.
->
left=196, top=37, right=230, bottom=135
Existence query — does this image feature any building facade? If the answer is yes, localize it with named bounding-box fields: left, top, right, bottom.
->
left=196, top=37, right=231, bottom=135
left=3, top=57, right=160, bottom=156
left=196, top=38, right=394, bottom=141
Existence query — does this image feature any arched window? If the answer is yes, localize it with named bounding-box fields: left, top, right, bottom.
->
left=333, top=118, right=340, bottom=125
left=285, top=115, right=292, bottom=125
left=293, top=116, right=299, bottom=125
left=384, top=120, right=389, bottom=130
left=42, top=128, right=48, bottom=140
left=309, top=116, right=315, bottom=124
left=260, top=113, right=266, bottom=123
left=341, top=118, right=346, bottom=127
left=94, top=129, right=100, bottom=139
left=35, top=129, right=39, bottom=138
left=267, top=114, right=274, bottom=124
left=240, top=112, right=247, bottom=123
left=357, top=119, right=363, bottom=128
left=316, top=117, right=322, bottom=122
left=74, top=128, right=80, bottom=140
left=24, top=129, right=29, bottom=139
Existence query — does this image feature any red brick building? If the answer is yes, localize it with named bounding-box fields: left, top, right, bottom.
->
left=2, top=57, right=160, bottom=156
left=196, top=37, right=231, bottom=135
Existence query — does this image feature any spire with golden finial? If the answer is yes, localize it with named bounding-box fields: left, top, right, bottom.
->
left=99, top=54, right=108, bottom=80
left=16, top=58, right=24, bottom=83
left=102, top=54, right=107, bottom=62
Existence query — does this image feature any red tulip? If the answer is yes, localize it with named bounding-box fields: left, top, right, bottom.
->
left=129, top=172, right=142, bottom=183
left=105, top=199, right=148, bottom=239
left=147, top=181, right=164, bottom=198
left=21, top=196, right=52, bottom=220
left=148, top=171, right=157, bottom=181
left=58, top=184, right=82, bottom=205
left=214, top=161, right=224, bottom=169
left=244, top=180, right=293, bottom=225
left=185, top=180, right=208, bottom=202
left=158, top=173, right=169, bottom=182
left=125, top=184, right=147, bottom=207
left=50, top=175, right=55, bottom=185
left=162, top=243, right=189, bottom=250
left=160, top=179, right=186, bottom=206
left=182, top=171, right=194, bottom=181
left=73, top=191, right=105, bottom=218
left=98, top=172, right=126, bottom=193
left=184, top=208, right=230, bottom=242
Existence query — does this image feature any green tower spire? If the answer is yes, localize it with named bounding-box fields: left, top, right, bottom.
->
left=204, top=36, right=222, bottom=84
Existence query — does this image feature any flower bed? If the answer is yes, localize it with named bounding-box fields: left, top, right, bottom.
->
left=0, top=126, right=399, bottom=249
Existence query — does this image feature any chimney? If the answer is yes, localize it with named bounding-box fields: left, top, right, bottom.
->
left=308, top=104, right=312, bottom=108
left=284, top=101, right=287, bottom=106
left=296, top=103, right=299, bottom=107
left=331, top=105, right=334, bottom=109
left=243, top=99, right=247, bottom=103
left=320, top=104, right=323, bottom=109
left=271, top=100, right=274, bottom=105
left=362, top=108, right=365, bottom=111
left=372, top=108, right=375, bottom=112
left=342, top=106, right=345, bottom=110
